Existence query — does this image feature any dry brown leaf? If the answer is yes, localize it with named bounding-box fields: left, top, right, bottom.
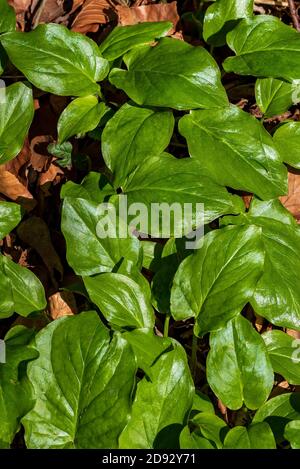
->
left=48, top=291, right=77, bottom=319
left=0, top=165, right=36, bottom=210
left=280, top=170, right=300, bottom=223
left=17, top=216, right=63, bottom=286
left=31, top=0, right=66, bottom=25
left=30, top=135, right=53, bottom=172
left=38, top=162, right=64, bottom=193
left=71, top=0, right=115, bottom=33
left=8, top=0, right=31, bottom=13
left=286, top=329, right=300, bottom=339
left=116, top=1, right=180, bottom=35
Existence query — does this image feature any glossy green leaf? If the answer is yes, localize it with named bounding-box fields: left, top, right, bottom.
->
left=141, top=240, right=163, bottom=272
left=223, top=426, right=250, bottom=449
left=255, top=78, right=295, bottom=118
left=253, top=393, right=300, bottom=440
left=109, top=37, right=228, bottom=110
left=0, top=326, right=37, bottom=448
left=223, top=423, right=276, bottom=449
left=119, top=153, right=243, bottom=237
left=203, top=0, right=253, bottom=46
left=99, top=21, right=172, bottom=60
left=84, top=272, right=154, bottom=329
left=61, top=197, right=140, bottom=276
left=0, top=0, right=16, bottom=33
left=273, top=122, right=300, bottom=169
left=119, top=343, right=194, bottom=449
left=189, top=412, right=228, bottom=449
left=22, top=311, right=136, bottom=448
left=58, top=96, right=108, bottom=143
left=48, top=142, right=72, bottom=168
left=171, top=225, right=264, bottom=336
left=1, top=24, right=109, bottom=96
left=0, top=201, right=22, bottom=239
left=224, top=15, right=300, bottom=82
left=0, top=254, right=46, bottom=318
left=179, top=105, right=287, bottom=199
left=102, top=103, right=174, bottom=188
left=284, top=420, right=300, bottom=449
left=0, top=82, right=34, bottom=164
left=122, top=329, right=171, bottom=378
left=61, top=172, right=115, bottom=203
left=192, top=392, right=215, bottom=415
left=263, top=330, right=300, bottom=385
left=180, top=426, right=215, bottom=449
left=207, top=315, right=273, bottom=410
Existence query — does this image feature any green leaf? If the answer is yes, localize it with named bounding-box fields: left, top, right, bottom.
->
left=61, top=172, right=115, bottom=203
left=253, top=393, right=300, bottom=440
left=0, top=254, right=46, bottom=318
left=180, top=426, right=215, bottom=449
left=203, top=0, right=253, bottom=46
left=263, top=330, right=300, bottom=385
left=119, top=343, right=194, bottom=449
left=223, top=15, right=300, bottom=82
left=58, top=96, right=108, bottom=143
left=1, top=24, right=109, bottom=96
left=189, top=412, right=228, bottom=449
left=207, top=315, right=273, bottom=410
left=0, top=0, right=16, bottom=34
left=122, top=329, right=172, bottom=378
left=171, top=225, right=264, bottom=336
left=84, top=273, right=154, bottom=329
left=179, top=105, right=287, bottom=199
left=0, top=326, right=37, bottom=448
left=61, top=197, right=140, bottom=276
left=102, top=103, right=174, bottom=188
left=48, top=142, right=72, bottom=168
left=119, top=153, right=243, bottom=237
left=22, top=311, right=136, bottom=448
left=255, top=78, right=295, bottom=118
left=109, top=37, right=228, bottom=110
left=0, top=82, right=34, bottom=165
left=99, top=21, right=172, bottom=60
left=192, top=392, right=215, bottom=414
left=273, top=122, right=300, bottom=169
left=284, top=420, right=300, bottom=449
left=141, top=240, right=163, bottom=272
left=223, top=423, right=276, bottom=449
left=0, top=201, right=22, bottom=239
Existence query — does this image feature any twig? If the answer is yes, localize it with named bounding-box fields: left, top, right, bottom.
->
left=288, top=0, right=300, bottom=31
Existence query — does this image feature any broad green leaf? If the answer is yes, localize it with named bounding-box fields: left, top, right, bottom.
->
left=119, top=153, right=243, bottom=237
left=61, top=172, right=115, bottom=203
left=207, top=315, right=273, bottom=410
left=61, top=197, right=140, bottom=276
left=102, top=103, right=174, bottom=188
left=203, top=0, right=253, bottom=46
left=22, top=311, right=136, bottom=449
left=284, top=420, right=300, bottom=449
left=223, top=15, right=300, bottom=82
left=179, top=105, right=287, bottom=199
left=58, top=96, right=108, bottom=143
left=0, top=0, right=16, bottom=33
left=84, top=273, right=154, bottom=329
left=273, top=122, right=300, bottom=169
left=192, top=392, right=215, bottom=415
left=263, top=330, right=300, bottom=385
left=1, top=24, right=109, bottom=96
left=189, top=412, right=228, bottom=449
left=141, top=240, right=163, bottom=272
left=0, top=201, right=22, bottom=239
left=48, top=142, right=72, bottom=168
left=99, top=21, right=172, bottom=60
left=180, top=426, right=215, bottom=449
left=0, top=44, right=7, bottom=75
left=253, top=393, right=300, bottom=440
left=0, top=326, right=37, bottom=448
left=109, top=37, right=228, bottom=110
left=223, top=423, right=276, bottom=449
left=0, top=254, right=46, bottom=318
left=255, top=78, right=295, bottom=118
left=122, top=329, right=172, bottom=378
left=171, top=225, right=264, bottom=336
left=119, top=343, right=194, bottom=449
left=0, top=82, right=34, bottom=164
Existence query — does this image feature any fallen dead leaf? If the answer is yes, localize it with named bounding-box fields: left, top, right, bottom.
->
left=270, top=380, right=290, bottom=398
left=38, top=162, right=64, bottom=194
left=71, top=0, right=115, bottom=33
left=117, top=1, right=180, bottom=35
left=280, top=170, right=300, bottom=223
left=286, top=329, right=300, bottom=339
left=30, top=135, right=53, bottom=172
left=17, top=216, right=63, bottom=286
left=48, top=291, right=77, bottom=319
left=0, top=165, right=36, bottom=210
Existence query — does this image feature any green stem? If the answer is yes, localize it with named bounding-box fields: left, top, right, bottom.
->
left=191, top=334, right=198, bottom=376
left=164, top=314, right=170, bottom=338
